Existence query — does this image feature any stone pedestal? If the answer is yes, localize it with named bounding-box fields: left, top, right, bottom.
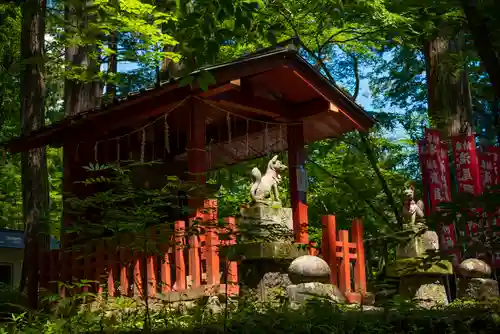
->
left=231, top=204, right=298, bottom=301
left=456, top=258, right=498, bottom=300
left=238, top=205, right=294, bottom=241
left=225, top=241, right=309, bottom=302
left=396, top=230, right=439, bottom=259
left=399, top=276, right=448, bottom=308
left=387, top=229, right=452, bottom=308
left=457, top=278, right=499, bottom=300
left=239, top=259, right=292, bottom=302
left=287, top=282, right=346, bottom=309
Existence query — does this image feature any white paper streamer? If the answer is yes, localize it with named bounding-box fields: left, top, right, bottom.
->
left=140, top=129, right=146, bottom=163
left=164, top=114, right=170, bottom=153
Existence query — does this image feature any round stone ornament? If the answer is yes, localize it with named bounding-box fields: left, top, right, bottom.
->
left=458, top=258, right=492, bottom=278
left=288, top=255, right=331, bottom=284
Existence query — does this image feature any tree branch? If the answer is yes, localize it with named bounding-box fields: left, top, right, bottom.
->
left=358, top=131, right=404, bottom=230
left=276, top=7, right=337, bottom=84
left=352, top=54, right=360, bottom=101
left=308, top=159, right=393, bottom=226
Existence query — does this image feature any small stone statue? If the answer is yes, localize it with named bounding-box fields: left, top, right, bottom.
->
left=402, top=185, right=426, bottom=232
left=250, top=155, right=287, bottom=205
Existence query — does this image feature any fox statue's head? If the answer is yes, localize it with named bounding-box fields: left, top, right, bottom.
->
left=268, top=155, right=287, bottom=174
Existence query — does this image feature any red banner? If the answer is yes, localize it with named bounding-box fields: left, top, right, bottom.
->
left=441, top=222, right=461, bottom=265
left=418, top=140, right=431, bottom=217
left=424, top=129, right=452, bottom=208
left=479, top=152, right=495, bottom=190
left=486, top=146, right=500, bottom=186
left=484, top=147, right=500, bottom=266
left=452, top=134, right=482, bottom=195
left=464, top=208, right=485, bottom=259
left=422, top=129, right=457, bottom=260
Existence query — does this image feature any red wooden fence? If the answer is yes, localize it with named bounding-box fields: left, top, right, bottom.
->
left=41, top=207, right=366, bottom=304
left=40, top=201, right=239, bottom=300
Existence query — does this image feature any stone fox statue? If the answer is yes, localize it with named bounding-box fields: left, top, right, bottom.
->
left=403, top=185, right=426, bottom=231
left=251, top=155, right=287, bottom=204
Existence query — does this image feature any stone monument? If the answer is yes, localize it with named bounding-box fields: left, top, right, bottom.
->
left=386, top=185, right=452, bottom=308
left=238, top=155, right=294, bottom=241
left=286, top=255, right=346, bottom=309
left=456, top=258, right=499, bottom=300
left=227, top=156, right=308, bottom=301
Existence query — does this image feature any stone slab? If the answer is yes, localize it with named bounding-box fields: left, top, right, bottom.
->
left=457, top=278, right=499, bottom=300
left=238, top=205, right=293, bottom=241
left=223, top=242, right=309, bottom=262
left=396, top=230, right=439, bottom=258
left=386, top=257, right=453, bottom=277
left=399, top=276, right=448, bottom=308
left=238, top=260, right=291, bottom=302
left=287, top=282, right=346, bottom=309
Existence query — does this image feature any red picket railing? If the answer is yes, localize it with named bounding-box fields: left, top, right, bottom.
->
left=41, top=206, right=366, bottom=304
left=40, top=200, right=239, bottom=299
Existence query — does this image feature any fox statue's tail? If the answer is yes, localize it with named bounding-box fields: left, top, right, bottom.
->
left=250, top=167, right=262, bottom=200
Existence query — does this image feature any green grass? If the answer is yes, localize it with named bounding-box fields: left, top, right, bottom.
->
left=2, top=290, right=500, bottom=334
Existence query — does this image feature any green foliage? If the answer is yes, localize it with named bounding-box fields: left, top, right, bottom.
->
left=65, top=161, right=192, bottom=250
left=430, top=186, right=500, bottom=258
left=2, top=291, right=500, bottom=333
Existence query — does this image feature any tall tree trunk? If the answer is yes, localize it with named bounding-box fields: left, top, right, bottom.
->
left=460, top=0, right=500, bottom=101
left=64, top=2, right=103, bottom=117
left=106, top=31, right=118, bottom=99
left=424, top=27, right=473, bottom=136
left=62, top=1, right=102, bottom=245
left=19, top=0, right=49, bottom=309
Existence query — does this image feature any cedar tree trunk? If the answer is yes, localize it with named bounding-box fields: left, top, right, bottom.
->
left=19, top=0, right=49, bottom=309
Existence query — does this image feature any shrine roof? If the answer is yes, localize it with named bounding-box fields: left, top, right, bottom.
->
left=2, top=42, right=375, bottom=153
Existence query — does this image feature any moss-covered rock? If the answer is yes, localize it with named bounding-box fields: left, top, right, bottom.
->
left=223, top=242, right=309, bottom=262
left=385, top=257, right=453, bottom=277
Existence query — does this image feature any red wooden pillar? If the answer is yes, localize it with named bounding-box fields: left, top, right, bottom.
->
left=133, top=252, right=143, bottom=297
left=119, top=247, right=129, bottom=296
left=147, top=227, right=157, bottom=298
left=205, top=199, right=220, bottom=285
left=287, top=123, right=308, bottom=243
left=187, top=100, right=206, bottom=288
left=188, top=214, right=202, bottom=288
left=338, top=230, right=351, bottom=295
left=352, top=219, right=366, bottom=295
left=161, top=244, right=171, bottom=294
left=106, top=241, right=116, bottom=297
left=224, top=217, right=238, bottom=294
left=324, top=215, right=338, bottom=286
left=174, top=220, right=186, bottom=291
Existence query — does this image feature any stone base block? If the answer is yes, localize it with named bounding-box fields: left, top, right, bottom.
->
left=386, top=257, right=453, bottom=277
left=457, top=278, right=499, bottom=300
left=396, top=230, right=439, bottom=258
left=399, top=276, right=448, bottom=308
left=239, top=259, right=291, bottom=302
left=223, top=241, right=308, bottom=262
left=287, top=282, right=346, bottom=309
left=239, top=205, right=293, bottom=241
